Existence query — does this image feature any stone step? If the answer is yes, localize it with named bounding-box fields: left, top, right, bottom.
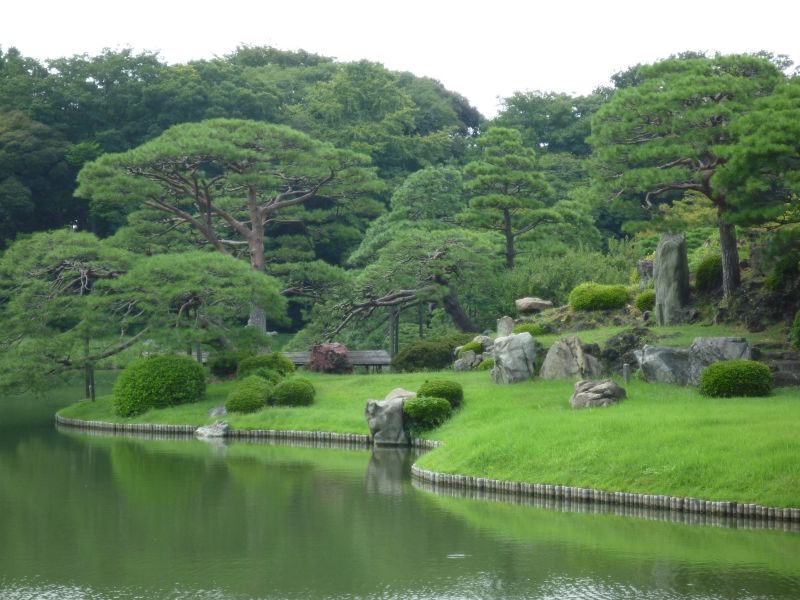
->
left=773, top=371, right=800, bottom=387
left=758, top=351, right=799, bottom=361
left=768, top=359, right=800, bottom=372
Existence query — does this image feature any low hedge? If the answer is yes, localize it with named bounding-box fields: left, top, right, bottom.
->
left=208, top=350, right=253, bottom=378
left=237, top=353, right=295, bottom=378
left=698, top=360, right=773, bottom=398
left=403, top=396, right=452, bottom=433
left=225, top=376, right=272, bottom=413
left=568, top=283, right=629, bottom=311
left=269, top=377, right=315, bottom=407
left=417, top=379, right=464, bottom=409
left=392, top=340, right=453, bottom=372
left=113, top=355, right=206, bottom=417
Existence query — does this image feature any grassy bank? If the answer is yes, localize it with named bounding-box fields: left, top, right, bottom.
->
left=59, top=369, right=800, bottom=507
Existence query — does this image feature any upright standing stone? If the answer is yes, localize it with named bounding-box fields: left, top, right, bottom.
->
left=654, top=233, right=690, bottom=325
left=491, top=332, right=537, bottom=384
left=540, top=336, right=603, bottom=380
left=497, top=316, right=515, bottom=337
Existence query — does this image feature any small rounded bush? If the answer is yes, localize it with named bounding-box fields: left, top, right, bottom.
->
left=208, top=350, right=253, bottom=378
left=699, top=360, right=773, bottom=398
left=237, top=353, right=295, bottom=378
left=457, top=340, right=482, bottom=356
left=513, top=322, right=547, bottom=336
left=392, top=340, right=453, bottom=372
left=269, top=377, right=315, bottom=406
left=568, top=283, right=629, bottom=311
left=113, top=355, right=206, bottom=417
left=417, top=379, right=464, bottom=409
left=477, top=357, right=495, bottom=371
left=225, top=376, right=272, bottom=413
left=634, top=289, right=656, bottom=312
left=792, top=311, right=800, bottom=350
left=695, top=254, right=723, bottom=292
left=403, top=396, right=452, bottom=432
left=248, top=367, right=284, bottom=384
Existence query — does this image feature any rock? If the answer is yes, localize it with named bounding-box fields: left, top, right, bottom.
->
left=308, top=342, right=353, bottom=374
left=365, top=397, right=409, bottom=446
left=637, top=259, right=654, bottom=284
left=635, top=337, right=752, bottom=386
left=600, top=327, right=657, bottom=374
left=654, top=233, right=690, bottom=326
left=454, top=350, right=480, bottom=371
left=540, top=336, right=603, bottom=380
left=497, top=315, right=515, bottom=337
left=453, top=358, right=472, bottom=372
left=195, top=421, right=230, bottom=438
left=491, top=332, right=537, bottom=384
left=384, top=388, right=416, bottom=402
left=473, top=335, right=494, bottom=354
left=208, top=405, right=227, bottom=418
left=570, top=379, right=627, bottom=409
left=515, top=297, right=553, bottom=313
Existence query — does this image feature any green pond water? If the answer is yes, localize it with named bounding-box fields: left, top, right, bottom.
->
left=1, top=376, right=799, bottom=599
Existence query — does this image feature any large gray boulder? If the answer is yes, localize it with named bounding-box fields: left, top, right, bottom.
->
left=635, top=337, right=752, bottom=386
left=491, top=332, right=537, bottom=384
left=540, top=336, right=603, bottom=380
left=365, top=388, right=416, bottom=446
left=497, top=315, right=516, bottom=337
left=571, top=379, right=627, bottom=409
left=654, top=233, right=690, bottom=325
left=515, top=297, right=553, bottom=313
left=195, top=421, right=230, bottom=439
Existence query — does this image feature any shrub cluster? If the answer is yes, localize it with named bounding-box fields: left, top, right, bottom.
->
left=694, top=254, right=723, bottom=292
left=417, top=379, right=464, bottom=409
left=208, top=350, right=253, bottom=378
left=225, top=376, right=272, bottom=413
left=568, top=283, right=629, bottom=311
left=392, top=340, right=453, bottom=372
left=403, top=396, right=452, bottom=433
left=237, top=353, right=295, bottom=378
left=113, top=355, right=206, bottom=417
left=269, top=377, right=315, bottom=406
left=765, top=251, right=800, bottom=291
left=512, top=322, right=547, bottom=336
left=698, top=360, right=773, bottom=398
left=634, top=289, right=656, bottom=312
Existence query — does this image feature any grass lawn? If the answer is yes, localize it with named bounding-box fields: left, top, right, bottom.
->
left=59, top=367, right=800, bottom=508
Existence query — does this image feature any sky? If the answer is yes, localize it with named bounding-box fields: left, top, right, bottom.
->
left=3, top=0, right=799, bottom=117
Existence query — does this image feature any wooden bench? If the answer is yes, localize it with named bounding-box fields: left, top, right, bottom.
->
left=282, top=350, right=392, bottom=372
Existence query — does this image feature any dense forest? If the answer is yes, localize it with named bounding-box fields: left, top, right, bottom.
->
left=1, top=45, right=798, bottom=390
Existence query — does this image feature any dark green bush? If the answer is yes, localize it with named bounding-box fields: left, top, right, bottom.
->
left=477, top=357, right=495, bottom=371
left=766, top=251, right=800, bottom=291
left=791, top=311, right=800, bottom=350
left=403, top=396, right=452, bottom=433
left=225, top=376, right=272, bottom=413
left=237, top=353, right=295, bottom=378
left=695, top=254, right=723, bottom=292
left=392, top=340, right=453, bottom=372
left=698, top=360, right=773, bottom=398
left=417, top=379, right=464, bottom=409
left=634, top=289, right=656, bottom=312
left=457, top=340, right=482, bottom=356
left=113, top=355, right=206, bottom=417
left=568, top=282, right=629, bottom=311
left=513, top=322, right=547, bottom=336
left=208, top=350, right=253, bottom=378
left=269, top=377, right=315, bottom=406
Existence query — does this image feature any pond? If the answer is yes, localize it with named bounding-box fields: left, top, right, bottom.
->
left=1, top=379, right=799, bottom=599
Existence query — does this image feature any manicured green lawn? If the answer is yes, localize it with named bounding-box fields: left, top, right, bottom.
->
left=59, top=368, right=800, bottom=507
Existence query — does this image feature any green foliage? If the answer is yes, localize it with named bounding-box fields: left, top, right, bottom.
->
left=403, top=396, right=452, bottom=433
left=457, top=341, right=482, bottom=356
left=634, top=289, right=656, bottom=312
left=225, top=376, right=272, bottom=413
left=416, top=379, right=464, bottom=409
left=392, top=341, right=453, bottom=372
left=208, top=350, right=254, bottom=378
left=248, top=368, right=284, bottom=384
left=112, top=355, right=206, bottom=417
left=269, top=377, right=315, bottom=407
left=695, top=255, right=723, bottom=292
left=699, top=360, right=773, bottom=398
left=765, top=251, right=800, bottom=291
left=513, top=323, right=548, bottom=336
left=237, top=353, right=296, bottom=378
left=568, top=283, right=629, bottom=311
left=476, top=357, right=495, bottom=371
left=791, top=312, right=800, bottom=350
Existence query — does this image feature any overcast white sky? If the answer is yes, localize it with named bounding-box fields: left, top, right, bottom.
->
left=3, top=0, right=799, bottom=117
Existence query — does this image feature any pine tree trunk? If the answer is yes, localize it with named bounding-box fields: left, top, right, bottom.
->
left=247, top=186, right=268, bottom=334
left=718, top=219, right=741, bottom=298
left=442, top=287, right=478, bottom=332
left=503, top=209, right=515, bottom=269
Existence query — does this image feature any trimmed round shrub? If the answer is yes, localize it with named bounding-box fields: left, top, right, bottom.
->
left=457, top=340, right=482, bottom=356
left=113, top=355, right=206, bottom=417
left=513, top=322, right=547, bottom=336
left=403, top=396, right=452, bottom=433
left=568, top=283, right=629, bottom=311
left=248, top=367, right=284, bottom=384
left=477, top=357, right=495, bottom=371
left=792, top=311, right=800, bottom=350
left=695, top=254, right=723, bottom=292
left=225, top=376, right=272, bottom=413
left=237, top=353, right=295, bottom=378
left=634, top=289, right=656, bottom=312
left=699, top=360, right=773, bottom=398
left=208, top=350, right=253, bottom=378
left=269, top=377, right=315, bottom=406
left=392, top=340, right=453, bottom=372
left=417, top=379, right=464, bottom=409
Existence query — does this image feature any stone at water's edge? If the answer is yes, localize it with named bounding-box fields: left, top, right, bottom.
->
left=515, top=297, right=553, bottom=313
left=497, top=315, right=515, bottom=337
left=195, top=421, right=230, bottom=438
left=635, top=337, right=752, bottom=386
left=654, top=233, right=690, bottom=326
left=491, top=332, right=537, bottom=384
left=540, top=336, right=603, bottom=380
left=570, top=379, right=626, bottom=409
left=365, top=397, right=409, bottom=446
